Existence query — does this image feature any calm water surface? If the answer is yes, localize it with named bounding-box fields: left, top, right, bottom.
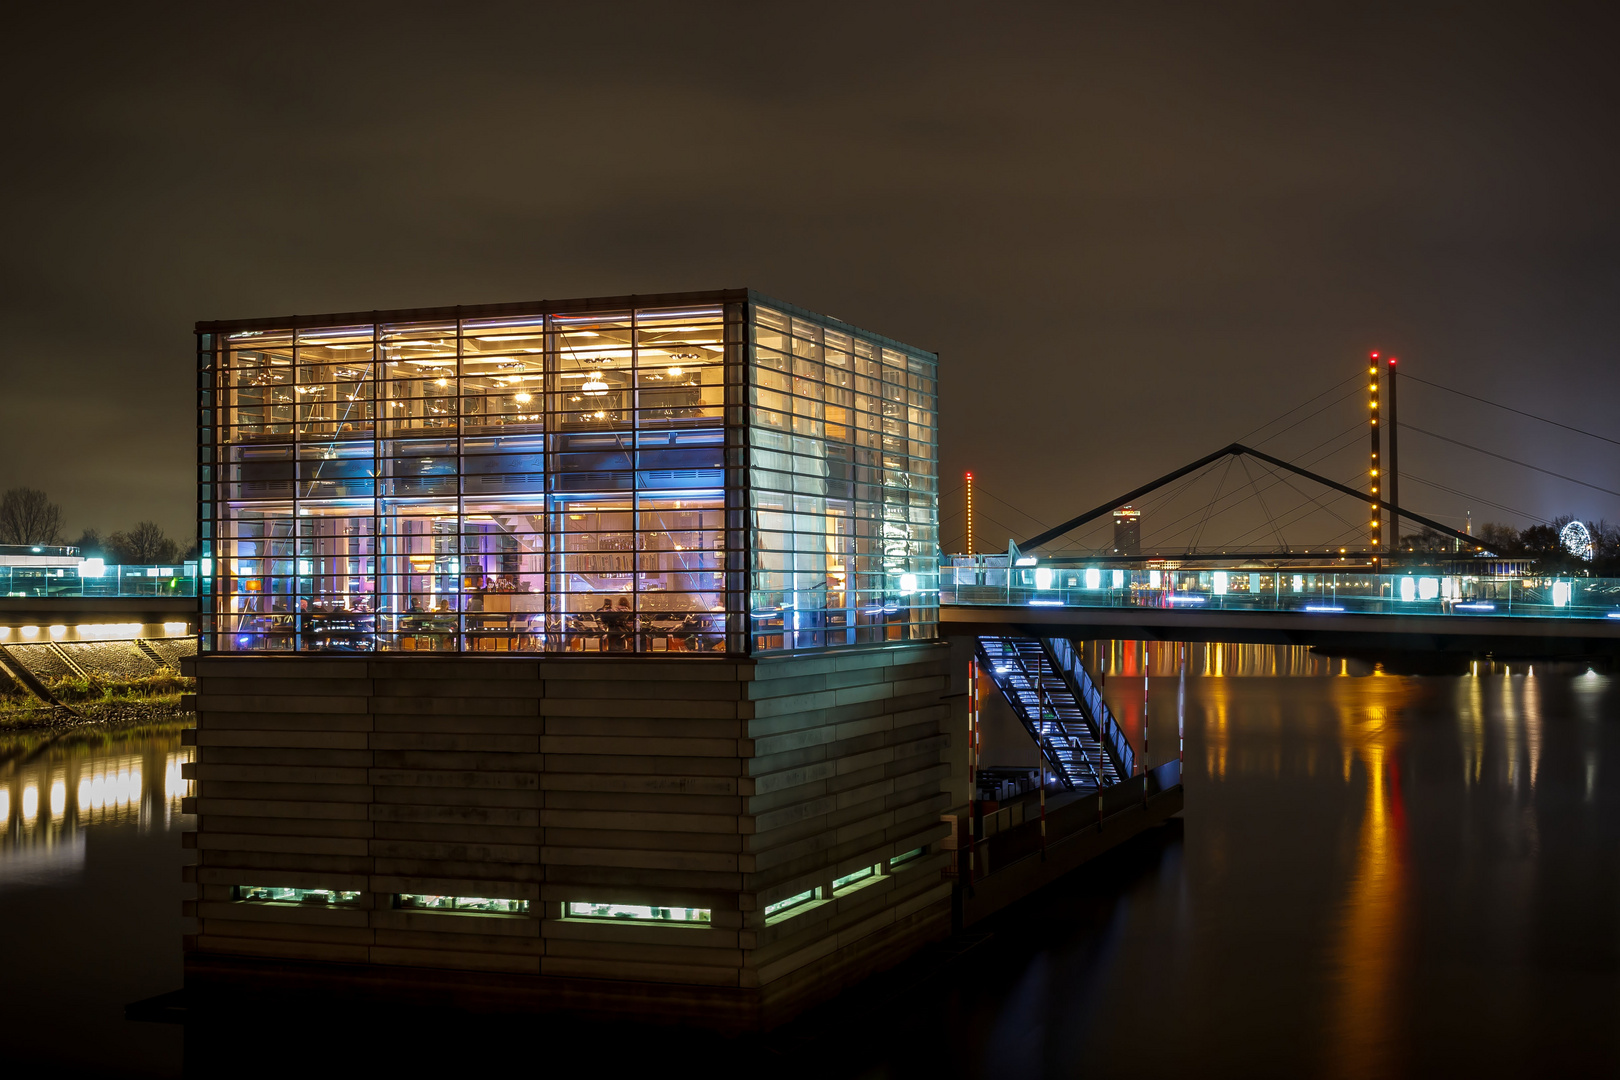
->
left=2, top=653, right=1617, bottom=1077
left=0, top=723, right=190, bottom=1076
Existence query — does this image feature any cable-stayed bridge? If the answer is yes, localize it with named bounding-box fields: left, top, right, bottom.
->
left=940, top=360, right=1620, bottom=660
left=941, top=441, right=1620, bottom=658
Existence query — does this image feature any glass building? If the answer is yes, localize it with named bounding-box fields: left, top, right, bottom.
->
left=197, top=290, right=939, bottom=656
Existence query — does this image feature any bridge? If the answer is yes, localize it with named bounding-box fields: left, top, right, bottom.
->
left=930, top=432, right=1620, bottom=921
left=0, top=548, right=199, bottom=707
left=938, top=442, right=1620, bottom=659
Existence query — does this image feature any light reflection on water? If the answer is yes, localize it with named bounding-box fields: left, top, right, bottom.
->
left=0, top=723, right=193, bottom=1074
left=0, top=650, right=1616, bottom=1076
left=905, top=646, right=1620, bottom=1078
left=0, top=742, right=191, bottom=888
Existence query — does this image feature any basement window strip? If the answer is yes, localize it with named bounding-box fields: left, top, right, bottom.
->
left=835, top=861, right=887, bottom=893
left=235, top=886, right=360, bottom=905
left=396, top=894, right=530, bottom=915
left=763, top=889, right=816, bottom=918
left=566, top=902, right=711, bottom=925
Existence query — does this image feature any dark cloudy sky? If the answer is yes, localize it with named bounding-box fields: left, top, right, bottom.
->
left=3, top=2, right=1617, bottom=552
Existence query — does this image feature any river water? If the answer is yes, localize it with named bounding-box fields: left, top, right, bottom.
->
left=1, top=649, right=1616, bottom=1076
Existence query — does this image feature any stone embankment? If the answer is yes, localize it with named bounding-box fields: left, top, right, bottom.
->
left=0, top=636, right=196, bottom=732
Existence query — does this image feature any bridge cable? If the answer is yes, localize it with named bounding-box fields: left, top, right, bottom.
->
left=1400, top=373, right=1620, bottom=448
left=1092, top=433, right=1347, bottom=557
left=1220, top=459, right=1369, bottom=547
left=1130, top=422, right=1366, bottom=554
left=1041, top=403, right=1369, bottom=557
left=971, top=507, right=1038, bottom=550
left=1142, top=422, right=1366, bottom=551
left=1239, top=464, right=1366, bottom=547
left=1188, top=456, right=1238, bottom=555
left=1400, top=473, right=1551, bottom=527
left=1236, top=373, right=1363, bottom=444
left=1250, top=384, right=1370, bottom=450
left=1321, top=520, right=1376, bottom=551
left=1217, top=475, right=1345, bottom=552
left=977, top=489, right=1056, bottom=533
left=1399, top=423, right=1620, bottom=500
left=1052, top=458, right=1227, bottom=556
left=1046, top=378, right=1364, bottom=555
left=1183, top=459, right=1300, bottom=554
left=1039, top=376, right=1364, bottom=555
left=1054, top=459, right=1226, bottom=555
left=1238, top=455, right=1290, bottom=551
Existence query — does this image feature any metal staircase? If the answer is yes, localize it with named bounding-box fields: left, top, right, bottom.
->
left=977, top=636, right=1120, bottom=790
left=1042, top=637, right=1136, bottom=781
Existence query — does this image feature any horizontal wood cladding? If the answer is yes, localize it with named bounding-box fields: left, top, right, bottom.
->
left=188, top=646, right=956, bottom=1004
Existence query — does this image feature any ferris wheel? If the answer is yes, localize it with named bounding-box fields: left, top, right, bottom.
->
left=1560, top=520, right=1594, bottom=561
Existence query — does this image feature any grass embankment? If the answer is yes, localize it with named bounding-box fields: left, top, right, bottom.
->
left=0, top=666, right=194, bottom=729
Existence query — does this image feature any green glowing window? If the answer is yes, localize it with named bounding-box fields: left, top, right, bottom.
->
left=763, top=890, right=816, bottom=918
left=396, top=894, right=530, bottom=914
left=236, top=886, right=360, bottom=905
left=566, top=902, right=711, bottom=924
left=889, top=847, right=925, bottom=868
left=832, top=866, right=875, bottom=890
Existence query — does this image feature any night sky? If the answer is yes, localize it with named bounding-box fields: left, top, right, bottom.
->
left=3, top=3, right=1617, bottom=552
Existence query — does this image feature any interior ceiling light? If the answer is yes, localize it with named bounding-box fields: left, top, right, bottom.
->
left=514, top=392, right=532, bottom=403
left=582, top=377, right=609, bottom=395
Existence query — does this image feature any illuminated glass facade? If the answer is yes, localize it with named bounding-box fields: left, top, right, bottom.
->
left=197, top=290, right=938, bottom=656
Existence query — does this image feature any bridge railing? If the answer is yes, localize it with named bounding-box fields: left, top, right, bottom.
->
left=0, top=564, right=198, bottom=599
left=940, top=560, right=1620, bottom=620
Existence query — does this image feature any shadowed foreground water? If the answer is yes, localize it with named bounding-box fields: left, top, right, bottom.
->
left=2, top=656, right=1617, bottom=1077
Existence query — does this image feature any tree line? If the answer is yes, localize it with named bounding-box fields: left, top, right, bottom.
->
left=0, top=487, right=195, bottom=564
left=1399, top=516, right=1620, bottom=574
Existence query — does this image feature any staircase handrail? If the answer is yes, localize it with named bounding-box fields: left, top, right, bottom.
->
left=1044, top=638, right=1136, bottom=778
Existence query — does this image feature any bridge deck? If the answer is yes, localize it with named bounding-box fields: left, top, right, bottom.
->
left=942, top=600, right=1620, bottom=655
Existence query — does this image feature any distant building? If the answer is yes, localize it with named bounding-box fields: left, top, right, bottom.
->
left=1112, top=506, right=1141, bottom=556
left=0, top=543, right=80, bottom=569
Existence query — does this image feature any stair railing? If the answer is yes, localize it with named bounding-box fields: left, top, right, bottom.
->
left=1043, top=637, right=1136, bottom=780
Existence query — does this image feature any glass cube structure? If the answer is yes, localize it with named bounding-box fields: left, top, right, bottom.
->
left=197, top=290, right=939, bottom=656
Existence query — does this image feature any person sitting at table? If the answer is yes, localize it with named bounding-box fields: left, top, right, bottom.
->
left=607, top=596, right=633, bottom=652
left=595, top=597, right=616, bottom=652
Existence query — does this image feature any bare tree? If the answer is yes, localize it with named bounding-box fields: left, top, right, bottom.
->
left=70, top=527, right=105, bottom=556
left=109, top=521, right=179, bottom=564
left=0, top=488, right=65, bottom=545
left=1589, top=519, right=1620, bottom=560
left=1478, top=521, right=1520, bottom=555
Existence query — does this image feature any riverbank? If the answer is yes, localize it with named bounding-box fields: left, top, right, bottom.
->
left=0, top=679, right=192, bottom=735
